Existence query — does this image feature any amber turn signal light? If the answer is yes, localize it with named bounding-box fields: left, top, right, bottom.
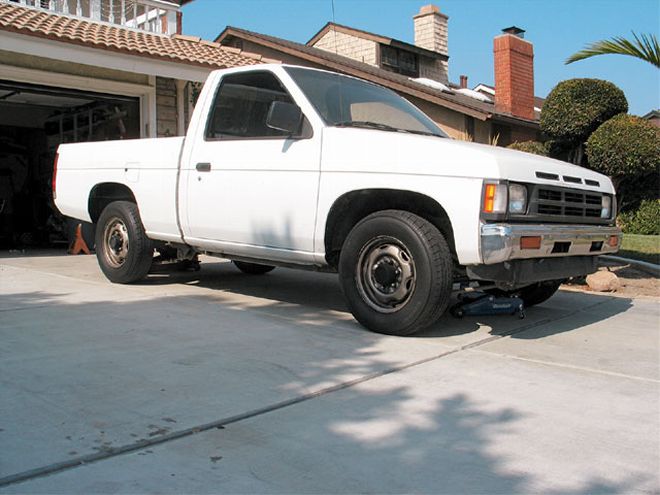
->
left=520, top=236, right=542, bottom=250
left=483, top=184, right=497, bottom=213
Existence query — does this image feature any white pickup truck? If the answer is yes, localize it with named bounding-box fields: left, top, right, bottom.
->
left=54, top=64, right=621, bottom=335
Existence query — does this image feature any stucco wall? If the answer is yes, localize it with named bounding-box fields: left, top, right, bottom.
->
left=0, top=49, right=149, bottom=85
left=410, top=96, right=469, bottom=140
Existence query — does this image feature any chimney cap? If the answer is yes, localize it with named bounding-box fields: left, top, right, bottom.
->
left=413, top=4, right=447, bottom=19
left=418, top=4, right=440, bottom=15
left=502, top=26, right=525, bottom=38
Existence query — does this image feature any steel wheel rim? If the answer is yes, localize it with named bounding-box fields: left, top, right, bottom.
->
left=356, top=236, right=416, bottom=313
left=103, top=217, right=129, bottom=268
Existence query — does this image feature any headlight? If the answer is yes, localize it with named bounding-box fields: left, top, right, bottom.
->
left=508, top=183, right=527, bottom=214
left=482, top=182, right=507, bottom=214
left=601, top=195, right=612, bottom=218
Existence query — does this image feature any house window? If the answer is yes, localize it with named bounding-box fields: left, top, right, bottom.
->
left=380, top=45, right=419, bottom=77
left=465, top=116, right=475, bottom=141
left=205, top=71, right=295, bottom=139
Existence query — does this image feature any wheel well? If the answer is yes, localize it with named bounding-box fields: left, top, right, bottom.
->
left=324, top=189, right=458, bottom=268
left=88, top=183, right=136, bottom=223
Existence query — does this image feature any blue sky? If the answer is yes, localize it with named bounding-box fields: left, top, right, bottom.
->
left=182, top=0, right=659, bottom=115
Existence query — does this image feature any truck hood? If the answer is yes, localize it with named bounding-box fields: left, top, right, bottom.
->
left=322, top=128, right=615, bottom=194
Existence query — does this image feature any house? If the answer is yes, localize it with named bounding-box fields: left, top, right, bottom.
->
left=0, top=0, right=268, bottom=247
left=216, top=5, right=542, bottom=145
left=308, top=6, right=449, bottom=83
left=473, top=83, right=545, bottom=116
left=642, top=110, right=660, bottom=127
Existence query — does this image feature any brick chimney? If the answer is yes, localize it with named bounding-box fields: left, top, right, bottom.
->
left=413, top=5, right=448, bottom=56
left=494, top=26, right=534, bottom=120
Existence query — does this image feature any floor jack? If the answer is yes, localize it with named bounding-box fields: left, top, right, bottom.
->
left=450, top=291, right=525, bottom=319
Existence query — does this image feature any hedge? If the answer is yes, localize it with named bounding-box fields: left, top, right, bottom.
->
left=507, top=141, right=549, bottom=156
left=540, top=79, right=628, bottom=145
left=586, top=113, right=660, bottom=178
left=617, top=200, right=660, bottom=235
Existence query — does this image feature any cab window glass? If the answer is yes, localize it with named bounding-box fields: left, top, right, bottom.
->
left=206, top=72, right=294, bottom=139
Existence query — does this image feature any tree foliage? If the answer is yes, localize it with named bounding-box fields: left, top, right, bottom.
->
left=507, top=141, right=549, bottom=156
left=586, top=114, right=660, bottom=210
left=618, top=200, right=660, bottom=235
left=566, top=32, right=660, bottom=68
left=586, top=114, right=659, bottom=178
left=540, top=79, right=628, bottom=147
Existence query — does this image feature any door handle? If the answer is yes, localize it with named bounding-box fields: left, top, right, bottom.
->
left=196, top=162, right=211, bottom=172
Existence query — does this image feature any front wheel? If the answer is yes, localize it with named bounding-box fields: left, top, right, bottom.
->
left=488, top=280, right=562, bottom=307
left=95, top=201, right=153, bottom=284
left=517, top=281, right=562, bottom=306
left=339, top=210, right=453, bottom=336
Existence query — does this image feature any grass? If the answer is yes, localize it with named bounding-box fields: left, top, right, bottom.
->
left=617, top=234, right=660, bottom=265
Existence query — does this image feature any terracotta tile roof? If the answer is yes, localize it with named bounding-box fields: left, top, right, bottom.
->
left=0, top=2, right=267, bottom=69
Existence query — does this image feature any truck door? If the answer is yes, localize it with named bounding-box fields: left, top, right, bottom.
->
left=181, top=70, right=321, bottom=261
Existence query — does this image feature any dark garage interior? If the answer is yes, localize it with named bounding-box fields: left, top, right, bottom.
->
left=0, top=81, right=140, bottom=249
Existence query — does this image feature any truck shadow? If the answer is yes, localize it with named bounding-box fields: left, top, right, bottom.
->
left=143, top=259, right=633, bottom=341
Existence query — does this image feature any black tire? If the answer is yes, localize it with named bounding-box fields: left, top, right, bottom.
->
left=488, top=280, right=562, bottom=307
left=518, top=280, right=562, bottom=306
left=233, top=260, right=276, bottom=275
left=95, top=201, right=154, bottom=284
left=338, top=210, right=453, bottom=336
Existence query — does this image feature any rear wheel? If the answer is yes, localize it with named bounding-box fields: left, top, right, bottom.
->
left=339, top=210, right=453, bottom=336
left=95, top=201, right=153, bottom=284
left=233, top=261, right=276, bottom=275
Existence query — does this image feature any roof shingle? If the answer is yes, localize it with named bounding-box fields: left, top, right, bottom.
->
left=0, top=2, right=263, bottom=69
left=217, top=26, right=509, bottom=121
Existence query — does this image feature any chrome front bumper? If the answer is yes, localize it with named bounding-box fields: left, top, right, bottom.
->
left=480, top=223, right=622, bottom=265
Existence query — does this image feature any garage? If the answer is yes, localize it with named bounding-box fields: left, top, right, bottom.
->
left=0, top=81, right=141, bottom=249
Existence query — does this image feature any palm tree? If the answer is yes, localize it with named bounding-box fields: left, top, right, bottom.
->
left=566, top=32, right=659, bottom=68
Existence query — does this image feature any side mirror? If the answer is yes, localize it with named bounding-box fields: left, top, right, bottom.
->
left=266, top=101, right=303, bottom=136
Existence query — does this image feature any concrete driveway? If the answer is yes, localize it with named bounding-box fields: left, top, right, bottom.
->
left=0, top=252, right=658, bottom=494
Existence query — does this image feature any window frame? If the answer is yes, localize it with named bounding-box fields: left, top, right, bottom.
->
left=203, top=70, right=311, bottom=142
left=379, top=45, right=419, bottom=78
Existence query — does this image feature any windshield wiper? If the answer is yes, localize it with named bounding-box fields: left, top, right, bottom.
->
left=334, top=121, right=398, bottom=131
left=333, top=121, right=442, bottom=137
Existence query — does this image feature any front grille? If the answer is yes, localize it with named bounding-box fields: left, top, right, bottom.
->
left=538, top=204, right=562, bottom=215
left=512, top=185, right=611, bottom=225
left=538, top=189, right=562, bottom=201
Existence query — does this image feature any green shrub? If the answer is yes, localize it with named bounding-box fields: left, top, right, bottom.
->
left=586, top=114, right=660, bottom=210
left=507, top=141, right=549, bottom=156
left=617, top=200, right=660, bottom=235
left=586, top=114, right=659, bottom=177
left=616, top=170, right=660, bottom=212
left=540, top=79, right=628, bottom=145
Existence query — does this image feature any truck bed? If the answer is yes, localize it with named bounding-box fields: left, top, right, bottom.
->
left=55, top=137, right=185, bottom=240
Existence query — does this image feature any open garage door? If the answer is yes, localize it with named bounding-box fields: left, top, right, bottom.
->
left=0, top=81, right=140, bottom=249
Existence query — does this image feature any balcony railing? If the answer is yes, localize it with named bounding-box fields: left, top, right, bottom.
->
left=6, top=0, right=180, bottom=35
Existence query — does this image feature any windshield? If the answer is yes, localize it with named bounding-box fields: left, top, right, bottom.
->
left=284, top=67, right=448, bottom=138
